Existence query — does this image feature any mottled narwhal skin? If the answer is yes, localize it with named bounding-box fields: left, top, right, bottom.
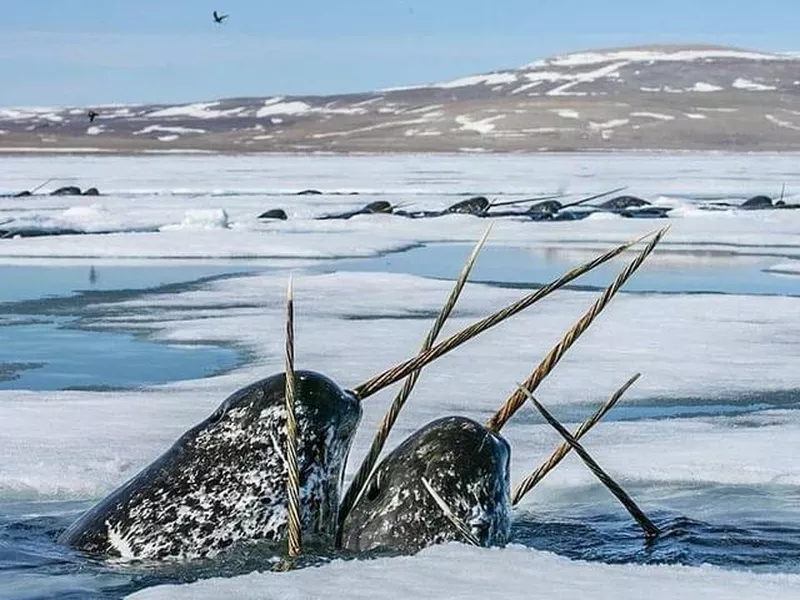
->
left=446, top=196, right=490, bottom=216
left=340, top=416, right=511, bottom=554
left=58, top=370, right=361, bottom=561
left=597, top=195, right=650, bottom=210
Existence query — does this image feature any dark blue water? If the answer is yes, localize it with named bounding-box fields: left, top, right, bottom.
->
left=0, top=264, right=259, bottom=392
left=326, top=244, right=800, bottom=296
left=0, top=316, right=237, bottom=391
left=513, top=512, right=800, bottom=573
left=0, top=264, right=259, bottom=304
left=510, top=479, right=800, bottom=573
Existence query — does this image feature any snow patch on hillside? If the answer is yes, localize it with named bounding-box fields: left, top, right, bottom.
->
left=454, top=115, right=505, bottom=134
left=436, top=72, right=518, bottom=89
left=552, top=109, right=581, bottom=119
left=631, top=112, right=675, bottom=121
left=689, top=82, right=724, bottom=92
left=148, top=102, right=244, bottom=119
left=732, top=78, right=777, bottom=91
left=532, top=48, right=795, bottom=68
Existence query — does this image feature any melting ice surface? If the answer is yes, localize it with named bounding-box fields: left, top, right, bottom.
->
left=0, top=153, right=799, bottom=599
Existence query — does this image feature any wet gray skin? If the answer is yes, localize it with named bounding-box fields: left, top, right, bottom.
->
left=597, top=195, right=651, bottom=210
left=446, top=196, right=491, bottom=215
left=340, top=416, right=511, bottom=554
left=58, top=370, right=361, bottom=561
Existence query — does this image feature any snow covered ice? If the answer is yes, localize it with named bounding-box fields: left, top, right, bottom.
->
left=0, top=152, right=799, bottom=598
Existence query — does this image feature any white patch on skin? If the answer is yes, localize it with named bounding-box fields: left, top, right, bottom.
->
left=106, top=521, right=137, bottom=560
left=269, top=430, right=288, bottom=466
left=422, top=477, right=479, bottom=546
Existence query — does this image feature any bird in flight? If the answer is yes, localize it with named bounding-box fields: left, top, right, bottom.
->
left=87, top=110, right=99, bottom=123
left=213, top=10, right=229, bottom=23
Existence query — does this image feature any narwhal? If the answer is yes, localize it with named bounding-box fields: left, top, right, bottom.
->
left=339, top=228, right=667, bottom=554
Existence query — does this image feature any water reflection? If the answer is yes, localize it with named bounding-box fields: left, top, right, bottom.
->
left=326, top=244, right=800, bottom=297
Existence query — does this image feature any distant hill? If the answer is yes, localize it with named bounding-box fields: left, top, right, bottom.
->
left=2, top=44, right=800, bottom=153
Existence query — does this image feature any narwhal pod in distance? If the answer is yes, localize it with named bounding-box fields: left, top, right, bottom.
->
left=339, top=416, right=512, bottom=554
left=58, top=371, right=361, bottom=561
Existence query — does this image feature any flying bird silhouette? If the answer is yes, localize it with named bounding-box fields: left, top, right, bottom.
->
left=213, top=10, right=229, bottom=23
left=87, top=110, right=99, bottom=123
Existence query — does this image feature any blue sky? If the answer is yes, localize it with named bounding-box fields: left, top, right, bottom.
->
left=1, top=1, right=798, bottom=106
